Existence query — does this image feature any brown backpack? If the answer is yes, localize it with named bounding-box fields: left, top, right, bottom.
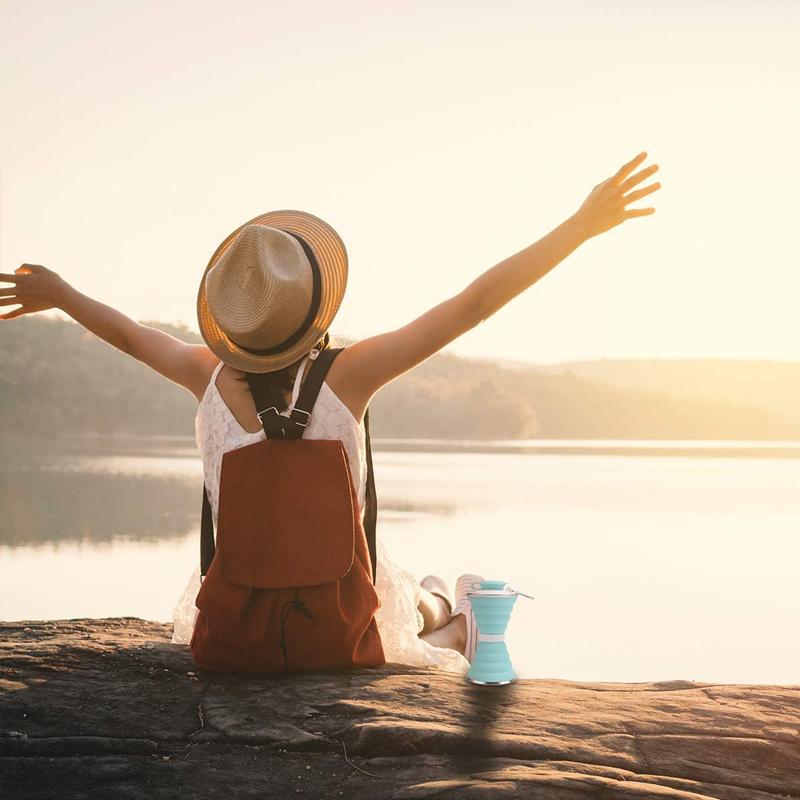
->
left=190, top=347, right=386, bottom=673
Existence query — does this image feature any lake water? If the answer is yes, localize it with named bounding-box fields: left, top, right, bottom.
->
left=2, top=438, right=799, bottom=684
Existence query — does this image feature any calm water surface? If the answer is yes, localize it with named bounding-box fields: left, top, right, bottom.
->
left=2, top=439, right=798, bottom=684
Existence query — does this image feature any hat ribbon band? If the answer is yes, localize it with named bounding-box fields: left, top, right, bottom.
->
left=231, top=231, right=323, bottom=357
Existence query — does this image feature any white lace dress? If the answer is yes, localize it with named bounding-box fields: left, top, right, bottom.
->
left=171, top=356, right=469, bottom=674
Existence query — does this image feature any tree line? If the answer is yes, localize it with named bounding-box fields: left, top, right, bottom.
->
left=2, top=317, right=798, bottom=442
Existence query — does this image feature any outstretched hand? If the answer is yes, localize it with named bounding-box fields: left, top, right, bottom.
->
left=573, top=151, right=661, bottom=239
left=0, top=264, right=70, bottom=320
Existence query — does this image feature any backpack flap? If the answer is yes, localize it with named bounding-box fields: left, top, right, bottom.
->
left=216, top=438, right=356, bottom=589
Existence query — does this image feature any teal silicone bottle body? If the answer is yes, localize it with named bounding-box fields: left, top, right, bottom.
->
left=466, top=579, right=533, bottom=685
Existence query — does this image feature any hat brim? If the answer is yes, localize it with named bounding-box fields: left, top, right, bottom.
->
left=197, top=210, right=348, bottom=373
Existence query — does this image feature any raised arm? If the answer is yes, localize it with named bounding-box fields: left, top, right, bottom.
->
left=330, top=151, right=661, bottom=421
left=0, top=267, right=216, bottom=401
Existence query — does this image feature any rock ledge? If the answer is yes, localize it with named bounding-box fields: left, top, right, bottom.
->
left=1, top=618, right=798, bottom=799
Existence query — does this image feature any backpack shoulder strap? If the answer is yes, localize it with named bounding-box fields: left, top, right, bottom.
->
left=363, top=406, right=378, bottom=585
left=291, top=347, right=341, bottom=431
left=200, top=484, right=215, bottom=578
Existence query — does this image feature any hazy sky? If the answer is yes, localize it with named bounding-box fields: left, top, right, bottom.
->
left=2, top=0, right=798, bottom=364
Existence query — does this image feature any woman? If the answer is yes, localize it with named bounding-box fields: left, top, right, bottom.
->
left=0, top=151, right=660, bottom=672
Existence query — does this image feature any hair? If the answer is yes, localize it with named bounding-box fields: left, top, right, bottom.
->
left=234, top=331, right=331, bottom=412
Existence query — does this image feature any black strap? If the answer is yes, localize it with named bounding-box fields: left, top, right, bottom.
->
left=200, top=347, right=379, bottom=585
left=200, top=483, right=215, bottom=577
left=363, top=406, right=378, bottom=586
left=200, top=487, right=214, bottom=578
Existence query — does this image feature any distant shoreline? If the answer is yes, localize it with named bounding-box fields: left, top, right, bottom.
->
left=8, top=433, right=800, bottom=460
left=372, top=438, right=800, bottom=459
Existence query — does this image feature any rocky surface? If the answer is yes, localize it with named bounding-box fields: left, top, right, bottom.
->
left=1, top=618, right=798, bottom=799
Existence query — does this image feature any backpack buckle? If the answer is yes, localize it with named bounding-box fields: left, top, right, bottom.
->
left=290, top=408, right=311, bottom=427
left=256, top=406, right=281, bottom=424
left=256, top=406, right=310, bottom=435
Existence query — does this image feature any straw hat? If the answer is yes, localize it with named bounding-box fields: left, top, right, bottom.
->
left=197, top=210, right=348, bottom=373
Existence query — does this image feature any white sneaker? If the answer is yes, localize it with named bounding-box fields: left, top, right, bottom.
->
left=420, top=574, right=454, bottom=616
left=451, top=573, right=485, bottom=663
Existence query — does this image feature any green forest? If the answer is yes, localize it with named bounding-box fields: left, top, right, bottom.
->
left=2, top=316, right=799, bottom=441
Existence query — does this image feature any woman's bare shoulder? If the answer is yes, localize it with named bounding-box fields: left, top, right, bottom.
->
left=324, top=291, right=481, bottom=420
left=189, top=346, right=224, bottom=402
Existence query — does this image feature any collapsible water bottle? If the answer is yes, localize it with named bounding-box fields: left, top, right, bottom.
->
left=466, top=579, right=534, bottom=685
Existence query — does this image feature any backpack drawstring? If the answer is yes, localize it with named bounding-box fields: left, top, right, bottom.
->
left=279, top=588, right=313, bottom=671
